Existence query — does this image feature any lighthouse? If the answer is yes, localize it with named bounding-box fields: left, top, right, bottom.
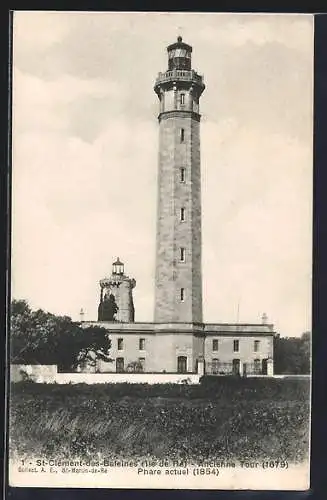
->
left=98, top=258, right=136, bottom=323
left=89, top=36, right=275, bottom=377
left=153, top=36, right=205, bottom=323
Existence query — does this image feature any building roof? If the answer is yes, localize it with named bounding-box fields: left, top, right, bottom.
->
left=113, top=257, right=123, bottom=265
left=82, top=321, right=275, bottom=336
left=167, top=36, right=192, bottom=53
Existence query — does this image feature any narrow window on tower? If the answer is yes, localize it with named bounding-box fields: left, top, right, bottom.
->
left=180, top=128, right=185, bottom=143
left=180, top=247, right=185, bottom=262
left=180, top=167, right=185, bottom=183
left=180, top=288, right=185, bottom=302
left=233, top=339, right=239, bottom=352
left=180, top=207, right=185, bottom=221
left=180, top=93, right=185, bottom=105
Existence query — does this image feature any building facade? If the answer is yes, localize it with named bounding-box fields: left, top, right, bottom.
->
left=85, top=321, right=274, bottom=376
left=85, top=37, right=275, bottom=377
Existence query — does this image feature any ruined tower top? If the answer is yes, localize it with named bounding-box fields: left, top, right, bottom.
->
left=98, top=259, right=136, bottom=323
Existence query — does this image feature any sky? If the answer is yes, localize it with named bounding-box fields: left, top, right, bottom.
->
left=11, top=12, right=313, bottom=337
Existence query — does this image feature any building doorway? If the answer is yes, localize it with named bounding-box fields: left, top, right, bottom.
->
left=232, top=358, right=240, bottom=375
left=177, top=356, right=187, bottom=374
left=243, top=362, right=247, bottom=377
left=116, top=357, right=124, bottom=373
left=254, top=358, right=261, bottom=374
left=262, top=359, right=268, bottom=375
left=212, top=358, right=219, bottom=375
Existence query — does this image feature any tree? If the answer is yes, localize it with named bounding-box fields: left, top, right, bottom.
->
left=10, top=299, right=111, bottom=371
left=98, top=293, right=119, bottom=322
left=65, top=324, right=113, bottom=371
left=273, top=332, right=311, bottom=374
left=126, top=360, right=144, bottom=373
left=10, top=299, right=38, bottom=363
left=299, top=331, right=311, bottom=374
left=10, top=300, right=59, bottom=365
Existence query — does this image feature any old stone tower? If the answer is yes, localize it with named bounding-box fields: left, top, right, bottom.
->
left=98, top=258, right=136, bottom=323
left=153, top=36, right=205, bottom=323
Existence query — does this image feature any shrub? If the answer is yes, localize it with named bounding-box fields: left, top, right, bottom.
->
left=10, top=379, right=310, bottom=464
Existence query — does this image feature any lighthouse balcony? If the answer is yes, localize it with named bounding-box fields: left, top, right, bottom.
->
left=155, top=69, right=204, bottom=90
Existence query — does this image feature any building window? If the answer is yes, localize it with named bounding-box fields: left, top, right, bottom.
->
left=233, top=339, right=239, bottom=352
left=180, top=288, right=185, bottom=301
left=254, top=340, right=260, bottom=352
left=117, top=338, right=123, bottom=351
left=212, top=339, right=219, bottom=351
left=116, top=357, right=124, bottom=373
left=180, top=247, right=186, bottom=262
left=212, top=358, right=219, bottom=374
left=138, top=357, right=145, bottom=372
left=139, top=338, right=145, bottom=351
left=177, top=356, right=187, bottom=373
left=180, top=207, right=185, bottom=221
left=180, top=167, right=185, bottom=182
left=180, top=93, right=185, bottom=105
left=180, top=128, right=185, bottom=142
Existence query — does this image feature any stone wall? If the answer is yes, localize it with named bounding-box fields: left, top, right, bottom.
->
left=10, top=364, right=200, bottom=385
left=114, top=279, right=135, bottom=323
left=10, top=364, right=57, bottom=383
left=56, top=372, right=200, bottom=385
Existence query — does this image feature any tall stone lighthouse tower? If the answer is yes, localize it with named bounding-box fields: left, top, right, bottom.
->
left=154, top=36, right=205, bottom=323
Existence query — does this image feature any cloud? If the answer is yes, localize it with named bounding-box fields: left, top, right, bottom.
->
left=202, top=121, right=312, bottom=334
left=13, top=13, right=313, bottom=141
left=12, top=81, right=158, bottom=320
left=13, top=69, right=125, bottom=137
left=197, top=13, right=313, bottom=53
left=11, top=12, right=313, bottom=336
left=13, top=11, right=72, bottom=50
left=200, top=41, right=313, bottom=141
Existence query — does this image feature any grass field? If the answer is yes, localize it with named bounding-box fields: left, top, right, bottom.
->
left=9, top=377, right=310, bottom=464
